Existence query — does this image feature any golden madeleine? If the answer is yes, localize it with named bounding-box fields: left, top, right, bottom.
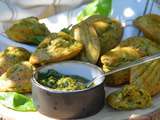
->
left=101, top=47, right=141, bottom=86
left=134, top=14, right=160, bottom=44
left=30, top=32, right=83, bottom=65
left=85, top=15, right=112, bottom=35
left=0, top=61, right=35, bottom=93
left=71, top=22, right=100, bottom=64
left=101, top=37, right=160, bottom=86
left=0, top=46, right=30, bottom=75
left=106, top=85, right=152, bottom=110
left=120, top=36, right=160, bottom=56
left=72, top=15, right=123, bottom=60
left=85, top=15, right=123, bottom=54
left=5, top=17, right=50, bottom=45
left=131, top=59, right=160, bottom=96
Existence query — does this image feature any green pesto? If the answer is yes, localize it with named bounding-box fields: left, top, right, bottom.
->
left=38, top=69, right=91, bottom=91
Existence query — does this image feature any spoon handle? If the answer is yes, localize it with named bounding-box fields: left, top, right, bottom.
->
left=104, top=52, right=160, bottom=76
left=88, top=52, right=160, bottom=87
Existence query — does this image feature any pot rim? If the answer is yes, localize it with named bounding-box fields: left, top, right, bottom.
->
left=32, top=60, right=105, bottom=94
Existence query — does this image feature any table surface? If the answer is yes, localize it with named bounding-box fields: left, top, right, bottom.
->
left=0, top=87, right=160, bottom=120
left=0, top=105, right=160, bottom=120
left=0, top=0, right=160, bottom=120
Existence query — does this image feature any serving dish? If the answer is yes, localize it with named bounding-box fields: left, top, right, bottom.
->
left=32, top=61, right=105, bottom=119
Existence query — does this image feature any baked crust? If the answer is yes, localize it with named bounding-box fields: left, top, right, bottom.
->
left=29, top=32, right=83, bottom=65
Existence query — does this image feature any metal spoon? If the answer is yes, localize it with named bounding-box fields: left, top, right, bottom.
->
left=86, top=52, right=160, bottom=88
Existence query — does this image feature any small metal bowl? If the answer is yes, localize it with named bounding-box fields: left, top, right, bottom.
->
left=32, top=61, right=105, bottom=119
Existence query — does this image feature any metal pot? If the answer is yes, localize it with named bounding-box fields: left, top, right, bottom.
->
left=32, top=61, right=105, bottom=119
